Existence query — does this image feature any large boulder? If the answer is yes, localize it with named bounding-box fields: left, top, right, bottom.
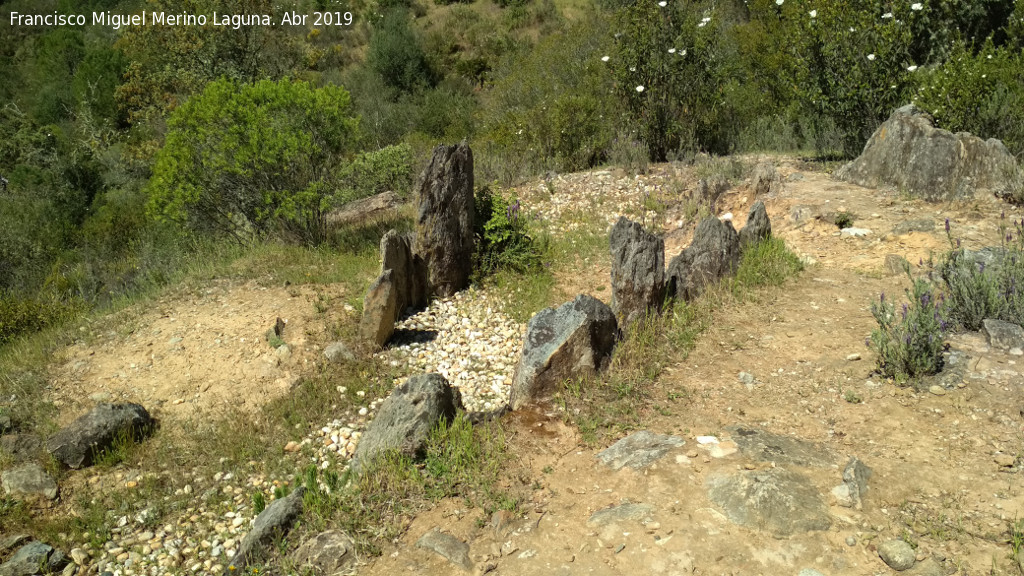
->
left=414, top=143, right=475, bottom=297
left=225, top=486, right=306, bottom=574
left=510, top=295, right=619, bottom=409
left=351, top=373, right=463, bottom=474
left=837, top=105, right=1022, bottom=201
left=666, top=217, right=740, bottom=301
left=609, top=217, right=665, bottom=329
left=706, top=468, right=832, bottom=537
left=45, top=403, right=154, bottom=469
left=738, top=200, right=772, bottom=249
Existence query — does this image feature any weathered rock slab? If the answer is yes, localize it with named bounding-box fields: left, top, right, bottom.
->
left=609, top=217, right=665, bottom=328
left=351, top=374, right=463, bottom=473
left=878, top=538, right=916, bottom=571
left=0, top=541, right=68, bottom=576
left=666, top=217, right=740, bottom=302
left=738, top=200, right=772, bottom=248
left=359, top=269, right=399, bottom=349
left=416, top=530, right=472, bottom=571
left=727, top=426, right=835, bottom=468
left=596, top=431, right=685, bottom=471
left=509, top=295, right=618, bottom=409
left=982, top=318, right=1024, bottom=351
left=587, top=503, right=654, bottom=527
left=290, top=530, right=357, bottom=576
left=706, top=468, right=832, bottom=537
left=752, top=162, right=783, bottom=198
left=46, top=403, right=153, bottom=469
left=1, top=463, right=58, bottom=501
left=414, top=143, right=475, bottom=297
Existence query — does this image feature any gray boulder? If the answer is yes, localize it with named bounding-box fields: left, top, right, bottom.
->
left=351, top=374, right=463, bottom=474
left=738, top=200, right=772, bottom=249
left=666, top=217, right=740, bottom=301
left=837, top=105, right=1022, bottom=202
left=596, top=431, right=685, bottom=471
left=509, top=295, right=618, bottom=409
left=0, top=541, right=68, bottom=576
left=323, top=341, right=355, bottom=364
left=290, top=530, right=357, bottom=575
left=225, top=487, right=306, bottom=573
left=609, top=217, right=665, bottom=329
left=706, top=468, right=832, bottom=537
left=46, top=403, right=153, bottom=469
left=752, top=162, right=783, bottom=197
left=0, top=434, right=42, bottom=464
left=2, top=463, right=58, bottom=501
left=982, top=318, right=1024, bottom=351
left=727, top=426, right=835, bottom=468
left=877, top=538, right=916, bottom=571
left=414, top=143, right=475, bottom=298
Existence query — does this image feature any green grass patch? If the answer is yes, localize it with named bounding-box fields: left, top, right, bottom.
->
left=731, top=236, right=806, bottom=295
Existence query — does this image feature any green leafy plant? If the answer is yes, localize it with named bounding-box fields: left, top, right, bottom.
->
left=834, top=211, right=855, bottom=229
left=473, top=187, right=545, bottom=276
left=147, top=78, right=360, bottom=245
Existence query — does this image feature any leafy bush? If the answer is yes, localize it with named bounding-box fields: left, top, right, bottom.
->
left=336, top=143, right=414, bottom=204
left=0, top=292, right=76, bottom=346
left=147, top=78, right=360, bottom=245
left=732, top=237, right=805, bottom=291
left=913, top=39, right=1024, bottom=157
left=869, top=278, right=949, bottom=383
left=939, top=217, right=1024, bottom=330
left=473, top=187, right=545, bottom=276
left=368, top=8, right=437, bottom=94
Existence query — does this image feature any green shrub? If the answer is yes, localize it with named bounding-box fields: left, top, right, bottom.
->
left=913, top=39, right=1024, bottom=157
left=147, top=78, right=360, bottom=245
left=368, top=8, right=437, bottom=94
left=0, top=292, right=76, bottom=346
left=473, top=187, right=545, bottom=276
left=732, top=237, right=805, bottom=291
left=869, top=277, right=949, bottom=383
left=336, top=143, right=414, bottom=204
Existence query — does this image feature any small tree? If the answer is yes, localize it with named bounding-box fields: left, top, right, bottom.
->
left=147, top=78, right=360, bottom=244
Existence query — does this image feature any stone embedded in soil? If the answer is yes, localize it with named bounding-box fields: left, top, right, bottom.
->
left=587, top=503, right=655, bottom=527
left=891, top=219, right=935, bottom=235
left=226, top=486, right=305, bottom=573
left=1, top=462, right=58, bottom=501
left=885, top=254, right=911, bottom=276
left=360, top=269, right=400, bottom=349
left=0, top=434, right=42, bottom=464
left=351, top=373, right=463, bottom=474
left=726, top=426, right=834, bottom=468
left=752, top=161, right=783, bottom=198
left=706, top=468, right=832, bottom=537
left=877, top=538, right=916, bottom=571
left=416, top=529, right=472, bottom=571
left=46, top=403, right=154, bottom=469
left=596, top=431, right=685, bottom=471
left=738, top=200, right=772, bottom=249
left=0, top=541, right=68, bottom=576
left=841, top=457, right=872, bottom=509
left=290, top=530, right=357, bottom=576
left=982, top=318, right=1024, bottom=351
left=323, top=341, right=355, bottom=364
left=840, top=227, right=872, bottom=238
left=609, top=217, right=665, bottom=329
left=509, top=294, right=618, bottom=409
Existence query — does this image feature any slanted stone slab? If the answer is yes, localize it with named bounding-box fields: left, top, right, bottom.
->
left=587, top=503, right=654, bottom=527
left=0, top=541, right=68, bottom=576
left=982, top=318, right=1024, bottom=351
left=225, top=487, right=305, bottom=574
left=509, top=295, right=618, bottom=409
left=752, top=162, right=783, bottom=198
left=359, top=269, right=399, bottom=349
left=738, top=200, right=772, bottom=249
left=1, top=463, right=58, bottom=501
left=609, top=217, right=665, bottom=329
left=706, top=468, right=831, bottom=537
left=46, top=403, right=153, bottom=469
left=666, top=216, right=740, bottom=302
left=416, top=530, right=472, bottom=571
left=596, top=431, right=685, bottom=471
left=290, top=530, right=357, bottom=576
left=351, top=374, right=463, bottom=474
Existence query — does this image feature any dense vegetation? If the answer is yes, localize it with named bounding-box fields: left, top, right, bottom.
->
left=1, top=0, right=1023, bottom=344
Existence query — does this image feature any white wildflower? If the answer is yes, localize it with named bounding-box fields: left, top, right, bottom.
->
left=776, top=0, right=783, bottom=4
left=668, top=48, right=676, bottom=54
left=911, top=3, right=922, bottom=10
left=659, top=1, right=667, bottom=6
left=601, top=56, right=610, bottom=62
left=882, top=12, right=892, bottom=18
left=867, top=53, right=875, bottom=61
left=636, top=85, right=645, bottom=92
left=809, top=9, right=817, bottom=17
left=907, top=65, right=918, bottom=71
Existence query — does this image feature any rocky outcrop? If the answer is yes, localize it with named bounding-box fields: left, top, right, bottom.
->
left=225, top=487, right=305, bottom=574
left=416, top=530, right=473, bottom=572
left=706, top=468, right=832, bottom=537
left=666, top=217, right=740, bottom=301
left=837, top=105, right=1022, bottom=202
left=596, top=431, right=686, bottom=470
left=609, top=217, right=665, bottom=329
left=360, top=230, right=429, bottom=349
left=510, top=295, right=618, bottom=409
left=414, top=143, right=475, bottom=298
left=982, top=318, right=1024, bottom=351
left=738, top=200, right=771, bottom=248
left=45, top=403, right=154, bottom=469
left=751, top=162, right=783, bottom=197
left=290, top=530, right=357, bottom=576
left=0, top=541, right=67, bottom=576
left=351, top=373, right=463, bottom=474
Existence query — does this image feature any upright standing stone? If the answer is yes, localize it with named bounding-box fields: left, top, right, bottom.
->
left=666, top=217, right=740, bottom=302
left=609, top=217, right=665, bottom=329
left=415, top=143, right=475, bottom=298
left=738, top=200, right=772, bottom=249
